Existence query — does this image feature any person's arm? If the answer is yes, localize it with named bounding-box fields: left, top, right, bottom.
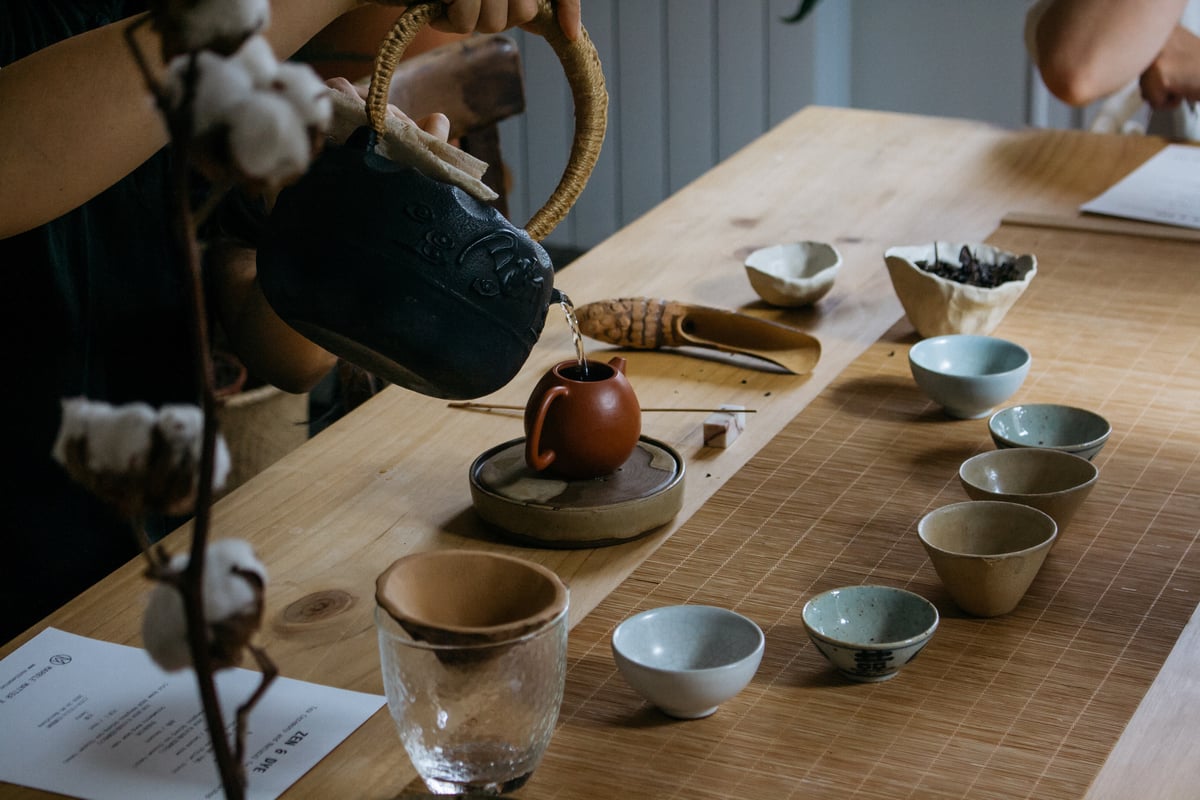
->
left=0, top=0, right=580, bottom=241
left=1027, top=0, right=1190, bottom=106
left=208, top=243, right=336, bottom=393
left=0, top=0, right=360, bottom=240
left=1140, top=24, right=1200, bottom=109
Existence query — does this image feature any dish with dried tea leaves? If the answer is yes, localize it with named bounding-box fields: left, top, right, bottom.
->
left=884, top=241, right=1036, bottom=338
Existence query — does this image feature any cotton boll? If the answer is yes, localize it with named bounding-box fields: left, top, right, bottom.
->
left=202, top=538, right=267, bottom=622
left=142, top=538, right=268, bottom=673
left=156, top=404, right=231, bottom=493
left=234, top=34, right=279, bottom=85
left=142, top=581, right=191, bottom=671
left=156, top=403, right=204, bottom=457
left=227, top=92, right=312, bottom=185
left=176, top=0, right=270, bottom=54
left=52, top=397, right=156, bottom=475
left=166, top=50, right=254, bottom=136
left=273, top=61, right=333, bottom=131
left=191, top=53, right=253, bottom=136
left=51, top=398, right=230, bottom=517
left=212, top=435, right=232, bottom=492
left=141, top=404, right=230, bottom=515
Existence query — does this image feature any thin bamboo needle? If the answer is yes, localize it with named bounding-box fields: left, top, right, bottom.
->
left=447, top=402, right=757, bottom=413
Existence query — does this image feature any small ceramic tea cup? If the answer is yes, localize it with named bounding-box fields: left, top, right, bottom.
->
left=524, top=356, right=641, bottom=479
left=744, top=241, right=841, bottom=306
left=988, top=403, right=1111, bottom=461
left=801, top=585, right=938, bottom=682
left=918, top=500, right=1057, bottom=617
left=611, top=605, right=764, bottom=719
left=908, top=334, right=1031, bottom=419
left=375, top=551, right=568, bottom=795
left=958, top=448, right=1099, bottom=533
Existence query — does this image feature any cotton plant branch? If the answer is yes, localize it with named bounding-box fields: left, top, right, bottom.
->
left=51, top=1, right=332, bottom=797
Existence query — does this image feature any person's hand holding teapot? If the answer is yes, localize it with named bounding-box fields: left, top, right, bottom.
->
left=362, top=0, right=583, bottom=41
left=328, top=0, right=586, bottom=141
left=259, top=0, right=604, bottom=400
left=325, top=77, right=452, bottom=141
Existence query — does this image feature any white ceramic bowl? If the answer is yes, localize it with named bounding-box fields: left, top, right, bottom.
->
left=801, top=585, right=938, bottom=683
left=908, top=334, right=1031, bottom=419
left=959, top=447, right=1099, bottom=533
left=744, top=241, right=842, bottom=307
left=918, top=500, right=1057, bottom=617
left=988, top=403, right=1112, bottom=461
left=611, top=605, right=764, bottom=719
left=884, top=241, right=1036, bottom=338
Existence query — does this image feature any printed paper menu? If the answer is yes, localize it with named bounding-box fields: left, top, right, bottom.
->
left=0, top=628, right=385, bottom=799
left=1081, top=143, right=1200, bottom=229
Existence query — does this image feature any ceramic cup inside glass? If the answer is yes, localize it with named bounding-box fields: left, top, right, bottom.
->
left=375, top=601, right=568, bottom=795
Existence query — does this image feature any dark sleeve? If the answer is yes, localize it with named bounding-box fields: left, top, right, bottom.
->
left=202, top=187, right=270, bottom=251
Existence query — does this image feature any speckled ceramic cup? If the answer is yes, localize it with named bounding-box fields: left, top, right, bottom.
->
left=988, top=403, right=1111, bottom=461
left=801, top=585, right=938, bottom=682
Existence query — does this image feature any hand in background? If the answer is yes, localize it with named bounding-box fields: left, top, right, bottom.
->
left=1140, top=24, right=1200, bottom=109
left=381, top=0, right=583, bottom=41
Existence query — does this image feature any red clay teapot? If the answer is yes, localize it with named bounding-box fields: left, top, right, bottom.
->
left=524, top=357, right=641, bottom=480
left=257, top=1, right=606, bottom=400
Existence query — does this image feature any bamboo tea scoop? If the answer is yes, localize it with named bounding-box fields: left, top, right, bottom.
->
left=574, top=298, right=821, bottom=374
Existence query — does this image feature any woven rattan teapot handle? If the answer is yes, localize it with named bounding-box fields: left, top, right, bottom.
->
left=365, top=0, right=607, bottom=242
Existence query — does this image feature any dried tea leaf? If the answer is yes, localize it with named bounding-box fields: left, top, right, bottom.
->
left=915, top=246, right=1022, bottom=288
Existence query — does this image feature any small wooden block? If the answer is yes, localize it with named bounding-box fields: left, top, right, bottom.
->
left=703, top=404, right=747, bottom=448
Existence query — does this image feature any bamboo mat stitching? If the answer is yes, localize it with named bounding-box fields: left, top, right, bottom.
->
left=528, top=230, right=1200, bottom=800
left=1024, top=421, right=1200, bottom=795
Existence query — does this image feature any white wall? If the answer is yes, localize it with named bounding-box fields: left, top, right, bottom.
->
left=500, top=0, right=1089, bottom=251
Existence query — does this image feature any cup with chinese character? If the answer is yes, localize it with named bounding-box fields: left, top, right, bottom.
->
left=801, top=585, right=939, bottom=682
left=375, top=550, right=569, bottom=795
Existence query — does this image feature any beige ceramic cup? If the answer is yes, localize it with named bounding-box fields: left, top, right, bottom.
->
left=918, top=500, right=1057, bottom=617
left=958, top=448, right=1099, bottom=533
left=375, top=551, right=568, bottom=795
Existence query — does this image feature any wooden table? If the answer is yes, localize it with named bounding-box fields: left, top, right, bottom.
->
left=3, top=107, right=1195, bottom=799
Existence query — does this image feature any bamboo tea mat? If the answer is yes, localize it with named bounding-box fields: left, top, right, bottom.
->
left=510, top=223, right=1200, bottom=800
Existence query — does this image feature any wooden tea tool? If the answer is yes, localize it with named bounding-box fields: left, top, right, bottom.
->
left=574, top=297, right=821, bottom=374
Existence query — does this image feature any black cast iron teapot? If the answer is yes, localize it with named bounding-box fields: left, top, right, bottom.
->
left=258, top=0, right=607, bottom=400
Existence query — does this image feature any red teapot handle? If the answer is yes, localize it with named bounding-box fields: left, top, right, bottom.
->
left=525, top=384, right=568, bottom=472
left=365, top=0, right=607, bottom=242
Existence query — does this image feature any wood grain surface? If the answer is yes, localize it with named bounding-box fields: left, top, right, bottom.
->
left=513, top=223, right=1200, bottom=800
left=0, top=108, right=1183, bottom=799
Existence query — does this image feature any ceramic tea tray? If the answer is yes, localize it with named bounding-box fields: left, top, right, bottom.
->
left=469, top=436, right=685, bottom=548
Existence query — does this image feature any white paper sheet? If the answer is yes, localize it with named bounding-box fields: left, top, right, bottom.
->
left=1081, top=143, right=1200, bottom=229
left=0, top=628, right=385, bottom=799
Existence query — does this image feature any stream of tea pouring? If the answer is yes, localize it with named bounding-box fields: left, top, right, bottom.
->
left=559, top=294, right=589, bottom=379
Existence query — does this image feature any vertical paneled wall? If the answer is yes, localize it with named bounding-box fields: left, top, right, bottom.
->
left=501, top=0, right=1086, bottom=251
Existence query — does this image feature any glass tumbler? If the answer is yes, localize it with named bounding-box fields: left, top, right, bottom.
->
left=375, top=601, right=568, bottom=795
